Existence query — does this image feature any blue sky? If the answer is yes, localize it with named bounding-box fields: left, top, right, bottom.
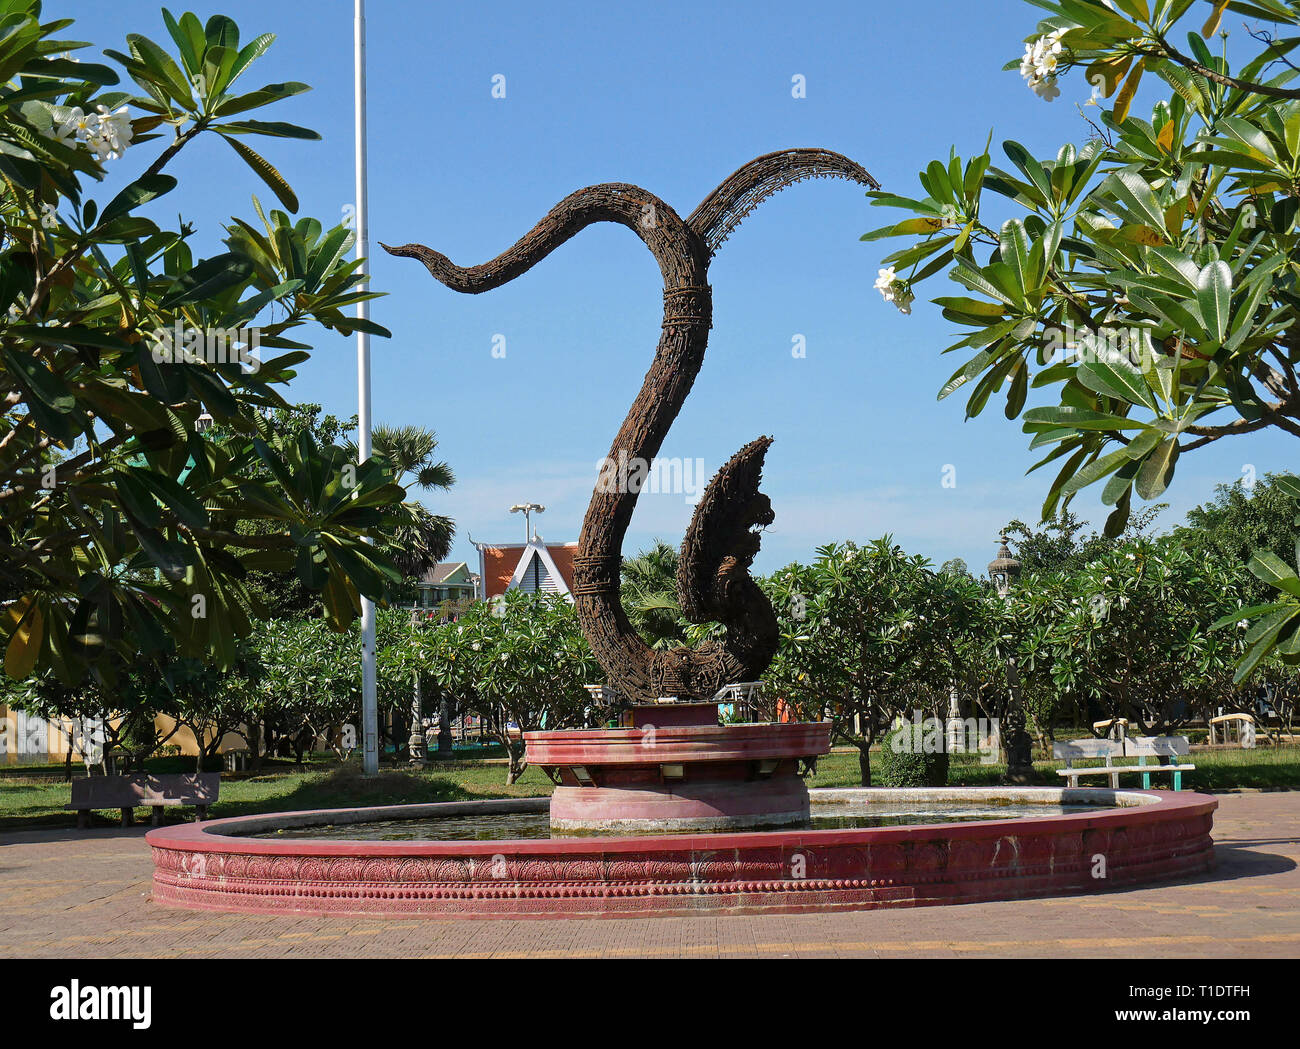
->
left=72, top=0, right=1296, bottom=576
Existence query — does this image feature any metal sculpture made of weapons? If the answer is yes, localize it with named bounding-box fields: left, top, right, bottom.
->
left=384, top=148, right=877, bottom=704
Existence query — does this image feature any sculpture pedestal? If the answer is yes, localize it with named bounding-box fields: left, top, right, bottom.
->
left=525, top=702, right=831, bottom=833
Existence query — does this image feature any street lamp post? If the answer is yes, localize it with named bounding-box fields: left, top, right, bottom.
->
left=988, top=535, right=1034, bottom=783
left=408, top=610, right=427, bottom=769
left=509, top=502, right=545, bottom=542
left=354, top=0, right=378, bottom=776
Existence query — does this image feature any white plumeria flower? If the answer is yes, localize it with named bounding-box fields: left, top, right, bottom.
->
left=56, top=106, right=98, bottom=144
left=51, top=105, right=131, bottom=163
left=874, top=267, right=897, bottom=302
left=39, top=202, right=57, bottom=229
left=1032, top=76, right=1061, bottom=101
left=1021, top=30, right=1067, bottom=101
left=94, top=105, right=133, bottom=158
left=1126, top=552, right=1136, bottom=560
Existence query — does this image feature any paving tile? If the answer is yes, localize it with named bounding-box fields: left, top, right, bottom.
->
left=0, top=792, right=1297, bottom=957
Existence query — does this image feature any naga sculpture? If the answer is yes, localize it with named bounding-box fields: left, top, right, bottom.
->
left=384, top=148, right=877, bottom=703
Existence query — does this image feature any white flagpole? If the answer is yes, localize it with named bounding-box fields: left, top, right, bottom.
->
left=354, top=0, right=378, bottom=776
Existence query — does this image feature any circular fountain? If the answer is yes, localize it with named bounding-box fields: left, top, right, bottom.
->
left=147, top=786, right=1217, bottom=919
left=147, top=150, right=1220, bottom=921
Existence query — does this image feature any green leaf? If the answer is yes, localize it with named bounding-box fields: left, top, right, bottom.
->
left=1134, top=436, right=1179, bottom=499
left=1211, top=602, right=1288, bottom=631
left=161, top=8, right=206, bottom=77
left=1078, top=347, right=1158, bottom=411
left=1249, top=550, right=1300, bottom=599
left=1102, top=458, right=1141, bottom=506
left=1002, top=141, right=1052, bottom=205
left=1235, top=606, right=1300, bottom=682
left=129, top=468, right=207, bottom=529
left=4, top=597, right=43, bottom=680
left=1272, top=475, right=1300, bottom=501
left=999, top=219, right=1032, bottom=297
left=1061, top=429, right=1162, bottom=495
left=1022, top=406, right=1146, bottom=431
left=1104, top=489, right=1132, bottom=538
left=2, top=347, right=74, bottom=411
left=1195, top=260, right=1232, bottom=344
left=1099, top=170, right=1168, bottom=230
left=213, top=119, right=320, bottom=140
left=222, top=134, right=299, bottom=212
left=99, top=173, right=177, bottom=224
left=159, top=252, right=253, bottom=307
left=211, top=81, right=310, bottom=118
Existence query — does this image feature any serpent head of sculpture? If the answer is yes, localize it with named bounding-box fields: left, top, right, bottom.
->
left=384, top=148, right=877, bottom=703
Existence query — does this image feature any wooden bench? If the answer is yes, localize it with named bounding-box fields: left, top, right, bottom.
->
left=1053, top=736, right=1195, bottom=790
left=65, top=773, right=219, bottom=828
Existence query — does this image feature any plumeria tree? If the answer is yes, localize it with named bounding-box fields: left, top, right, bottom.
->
left=763, top=539, right=981, bottom=785
left=1014, top=536, right=1252, bottom=730
left=862, top=0, right=1300, bottom=675
left=417, top=591, right=600, bottom=783
left=0, top=5, right=407, bottom=688
left=244, top=617, right=361, bottom=764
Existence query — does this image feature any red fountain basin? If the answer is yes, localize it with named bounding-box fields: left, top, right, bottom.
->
left=146, top=787, right=1217, bottom=920
left=525, top=713, right=832, bottom=832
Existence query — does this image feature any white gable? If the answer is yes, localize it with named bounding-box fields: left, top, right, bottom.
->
left=505, top=539, right=573, bottom=601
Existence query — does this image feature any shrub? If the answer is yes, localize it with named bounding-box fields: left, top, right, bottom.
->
left=876, top=725, right=949, bottom=788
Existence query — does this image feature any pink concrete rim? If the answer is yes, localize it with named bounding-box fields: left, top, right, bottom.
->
left=146, top=788, right=1218, bottom=919
left=146, top=787, right=1213, bottom=855
left=522, top=721, right=831, bottom=765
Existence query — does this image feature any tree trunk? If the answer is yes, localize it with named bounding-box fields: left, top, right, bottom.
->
left=248, top=720, right=263, bottom=772
left=857, top=743, right=871, bottom=787
left=505, top=740, right=527, bottom=785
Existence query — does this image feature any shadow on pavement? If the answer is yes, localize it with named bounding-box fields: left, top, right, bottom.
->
left=0, top=825, right=154, bottom=847
left=1204, top=841, right=1298, bottom=881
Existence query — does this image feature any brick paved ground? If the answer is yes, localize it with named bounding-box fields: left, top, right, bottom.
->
left=1, top=792, right=1297, bottom=958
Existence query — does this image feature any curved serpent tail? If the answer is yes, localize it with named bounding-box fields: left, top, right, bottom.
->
left=384, top=149, right=875, bottom=703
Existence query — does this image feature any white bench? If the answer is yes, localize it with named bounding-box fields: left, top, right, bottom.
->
left=1053, top=736, right=1194, bottom=790
left=1209, top=713, right=1258, bottom=747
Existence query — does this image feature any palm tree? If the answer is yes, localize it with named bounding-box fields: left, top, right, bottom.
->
left=364, top=424, right=456, bottom=493
left=344, top=424, right=456, bottom=582
left=621, top=540, right=687, bottom=650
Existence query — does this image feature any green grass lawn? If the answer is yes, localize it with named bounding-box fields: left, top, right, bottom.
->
left=0, top=760, right=553, bottom=831
left=2, top=744, right=1297, bottom=832
left=809, top=745, right=1300, bottom=791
